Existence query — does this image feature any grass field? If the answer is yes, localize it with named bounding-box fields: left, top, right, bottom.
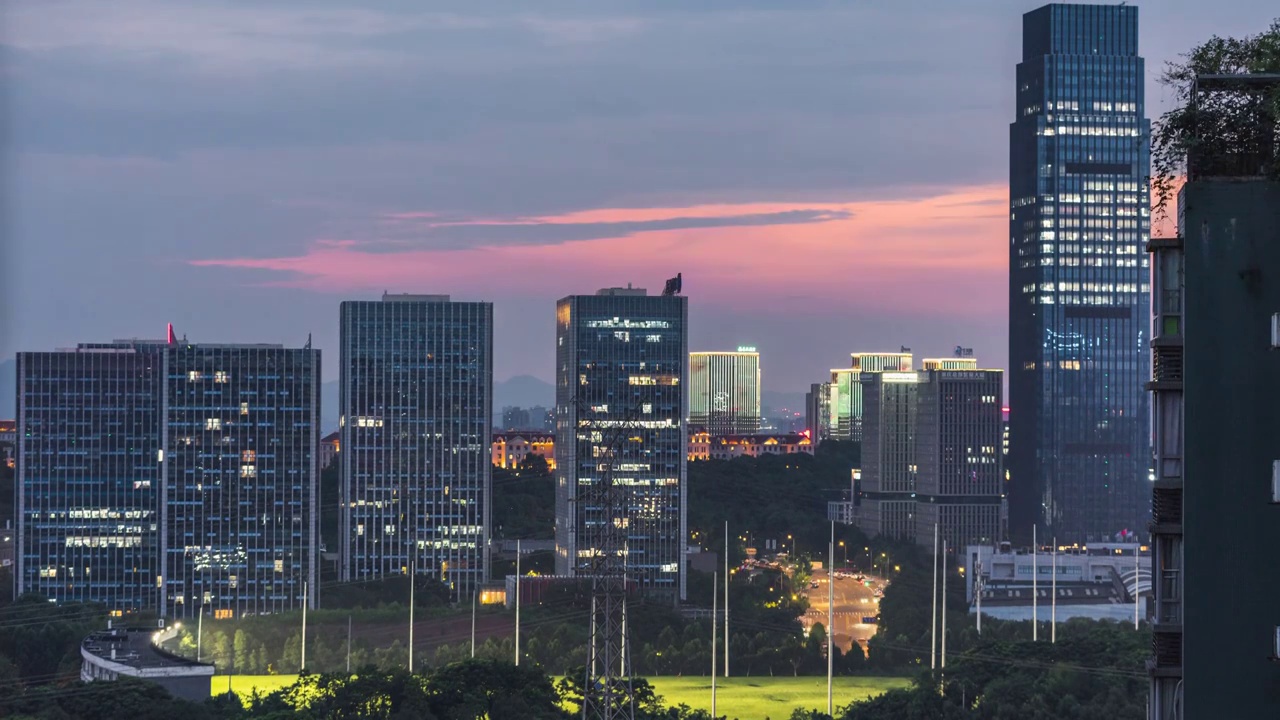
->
left=214, top=674, right=910, bottom=719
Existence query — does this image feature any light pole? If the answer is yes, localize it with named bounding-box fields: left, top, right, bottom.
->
left=839, top=540, right=847, bottom=568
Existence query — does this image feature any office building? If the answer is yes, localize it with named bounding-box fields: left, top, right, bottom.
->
left=163, top=341, right=319, bottom=619
left=1008, top=3, right=1152, bottom=544
left=554, top=285, right=687, bottom=598
left=340, top=294, right=493, bottom=601
left=17, top=334, right=320, bottom=618
left=855, top=371, right=919, bottom=540
left=688, top=349, right=761, bottom=435
left=1148, top=73, right=1280, bottom=719
left=805, top=382, right=831, bottom=441
left=501, top=406, right=554, bottom=432
left=18, top=346, right=165, bottom=613
left=828, top=352, right=912, bottom=442
left=915, top=368, right=1004, bottom=551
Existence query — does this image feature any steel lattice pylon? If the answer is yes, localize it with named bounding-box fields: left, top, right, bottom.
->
left=574, top=398, right=644, bottom=720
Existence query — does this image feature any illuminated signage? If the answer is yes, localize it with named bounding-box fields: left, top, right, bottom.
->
left=737, top=346, right=757, bottom=353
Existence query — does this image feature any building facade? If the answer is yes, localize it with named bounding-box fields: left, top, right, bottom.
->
left=688, top=349, right=761, bottom=435
left=554, top=286, right=687, bottom=598
left=18, top=337, right=320, bottom=619
left=0, top=419, right=15, bottom=469
left=1008, top=3, right=1152, bottom=544
left=491, top=432, right=555, bottom=470
left=339, top=294, right=493, bottom=602
left=915, top=369, right=1004, bottom=551
left=18, top=346, right=165, bottom=614
left=1148, top=116, right=1280, bottom=716
left=829, top=353, right=912, bottom=442
left=163, top=343, right=319, bottom=619
left=687, top=432, right=814, bottom=462
left=804, top=382, right=831, bottom=441
left=855, top=371, right=919, bottom=540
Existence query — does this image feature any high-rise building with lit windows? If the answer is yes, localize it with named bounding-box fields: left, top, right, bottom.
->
left=688, top=349, right=760, bottom=435
left=555, top=286, right=687, bottom=599
left=855, top=371, right=920, bottom=540
left=1008, top=3, right=1151, bottom=544
left=339, top=294, right=493, bottom=602
left=915, top=368, right=1004, bottom=551
left=18, top=334, right=320, bottom=619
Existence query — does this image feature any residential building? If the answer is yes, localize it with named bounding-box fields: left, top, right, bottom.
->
left=1148, top=74, right=1280, bottom=719
left=804, top=382, right=830, bottom=441
left=688, top=348, right=761, bottom=435
left=491, top=432, right=556, bottom=470
left=340, top=294, right=493, bottom=602
left=17, top=334, right=320, bottom=618
left=554, top=285, right=687, bottom=598
left=1007, top=3, right=1152, bottom=544
left=915, top=368, right=1004, bottom=551
left=855, top=371, right=919, bottom=540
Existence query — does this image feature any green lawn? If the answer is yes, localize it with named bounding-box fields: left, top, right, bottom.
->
left=648, top=676, right=910, bottom=720
left=213, top=674, right=910, bottom=719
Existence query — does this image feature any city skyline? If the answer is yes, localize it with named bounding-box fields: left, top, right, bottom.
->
left=4, top=1, right=1276, bottom=391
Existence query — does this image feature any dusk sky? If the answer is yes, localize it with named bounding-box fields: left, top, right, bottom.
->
left=3, top=1, right=1275, bottom=390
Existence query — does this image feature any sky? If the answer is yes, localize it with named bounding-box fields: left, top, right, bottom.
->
left=1, top=1, right=1274, bottom=390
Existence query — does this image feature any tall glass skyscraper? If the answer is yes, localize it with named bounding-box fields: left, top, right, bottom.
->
left=1008, top=3, right=1152, bottom=544
left=555, top=287, right=687, bottom=599
left=688, top=349, right=760, bottom=435
left=18, top=336, right=320, bottom=619
left=340, top=294, right=493, bottom=602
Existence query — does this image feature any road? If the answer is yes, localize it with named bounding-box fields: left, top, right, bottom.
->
left=800, top=569, right=884, bottom=655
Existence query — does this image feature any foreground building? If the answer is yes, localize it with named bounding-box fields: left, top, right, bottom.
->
left=688, top=348, right=761, bottom=435
left=555, top=285, right=687, bottom=598
left=18, top=333, right=320, bottom=618
left=1007, top=3, right=1152, bottom=544
left=340, top=294, right=493, bottom=601
left=1147, top=72, right=1280, bottom=720
left=856, top=370, right=920, bottom=540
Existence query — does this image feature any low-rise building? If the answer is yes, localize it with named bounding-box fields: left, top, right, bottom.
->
left=492, top=432, right=556, bottom=470
left=0, top=420, right=14, bottom=468
left=688, top=432, right=815, bottom=461
left=320, top=431, right=340, bottom=470
left=964, top=542, right=1150, bottom=623
left=81, top=626, right=214, bottom=702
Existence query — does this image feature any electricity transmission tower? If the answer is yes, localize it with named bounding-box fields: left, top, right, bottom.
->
left=571, top=396, right=646, bottom=720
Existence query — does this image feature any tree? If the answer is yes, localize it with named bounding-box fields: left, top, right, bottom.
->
left=233, top=629, right=250, bottom=673
left=1151, top=20, right=1280, bottom=216
left=425, top=658, right=567, bottom=719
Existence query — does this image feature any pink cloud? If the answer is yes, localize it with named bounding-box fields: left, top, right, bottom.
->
left=192, top=184, right=1008, bottom=317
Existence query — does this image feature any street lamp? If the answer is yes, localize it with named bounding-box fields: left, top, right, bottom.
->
left=839, top=540, right=847, bottom=567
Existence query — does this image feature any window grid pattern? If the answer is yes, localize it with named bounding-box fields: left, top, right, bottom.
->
left=1009, top=3, right=1152, bottom=543
left=17, top=350, right=164, bottom=613
left=340, top=298, right=493, bottom=602
left=164, top=345, right=319, bottom=619
left=555, top=293, right=688, bottom=599
left=688, top=352, right=760, bottom=435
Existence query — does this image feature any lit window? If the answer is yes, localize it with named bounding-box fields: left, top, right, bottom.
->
left=240, top=464, right=256, bottom=478
left=205, top=418, right=222, bottom=430
left=214, top=371, right=230, bottom=383
left=187, top=371, right=203, bottom=382
left=240, top=402, right=249, bottom=416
